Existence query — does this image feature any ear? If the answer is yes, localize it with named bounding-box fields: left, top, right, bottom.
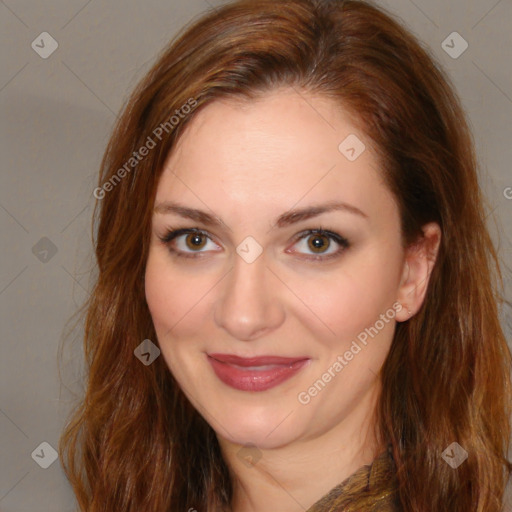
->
left=395, top=222, right=441, bottom=322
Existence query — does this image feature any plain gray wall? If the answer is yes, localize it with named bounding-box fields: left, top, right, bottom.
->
left=1, top=1, right=511, bottom=511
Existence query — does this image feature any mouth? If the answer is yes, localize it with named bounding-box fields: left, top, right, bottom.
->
left=207, top=353, right=310, bottom=392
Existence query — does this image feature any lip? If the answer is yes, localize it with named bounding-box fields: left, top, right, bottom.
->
left=207, top=353, right=310, bottom=392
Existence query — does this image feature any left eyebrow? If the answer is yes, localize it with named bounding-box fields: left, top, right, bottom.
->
left=153, top=200, right=368, bottom=229
left=274, top=201, right=368, bottom=228
left=154, top=201, right=227, bottom=228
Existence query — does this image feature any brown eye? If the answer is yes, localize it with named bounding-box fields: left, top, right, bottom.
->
left=159, top=228, right=222, bottom=258
left=307, top=233, right=330, bottom=253
left=288, top=229, right=350, bottom=261
left=185, top=233, right=207, bottom=251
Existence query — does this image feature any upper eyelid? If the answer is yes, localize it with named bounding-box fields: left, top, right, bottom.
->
left=160, top=227, right=219, bottom=244
left=160, top=227, right=348, bottom=250
left=166, top=231, right=348, bottom=264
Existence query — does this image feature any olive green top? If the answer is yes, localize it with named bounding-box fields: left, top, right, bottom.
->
left=306, top=446, right=401, bottom=512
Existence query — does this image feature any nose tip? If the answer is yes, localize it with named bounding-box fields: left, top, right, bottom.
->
left=213, top=255, right=285, bottom=341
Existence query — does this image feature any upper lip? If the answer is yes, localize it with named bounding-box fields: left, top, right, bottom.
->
left=208, top=353, right=309, bottom=367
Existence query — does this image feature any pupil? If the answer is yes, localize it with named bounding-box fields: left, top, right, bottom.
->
left=187, top=233, right=206, bottom=250
left=309, top=235, right=328, bottom=253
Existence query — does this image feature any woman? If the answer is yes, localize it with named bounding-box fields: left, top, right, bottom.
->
left=59, top=0, right=512, bottom=510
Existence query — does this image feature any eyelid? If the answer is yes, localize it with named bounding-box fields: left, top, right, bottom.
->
left=290, top=228, right=348, bottom=246
left=286, top=228, right=349, bottom=261
left=158, top=226, right=350, bottom=260
left=159, top=227, right=216, bottom=245
left=158, top=227, right=221, bottom=258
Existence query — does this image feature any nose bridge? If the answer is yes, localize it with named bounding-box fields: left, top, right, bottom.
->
left=214, top=250, right=285, bottom=341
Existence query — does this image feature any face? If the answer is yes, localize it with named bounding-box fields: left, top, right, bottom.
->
left=145, top=88, right=408, bottom=450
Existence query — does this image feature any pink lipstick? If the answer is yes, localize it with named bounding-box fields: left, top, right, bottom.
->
left=207, top=353, right=310, bottom=392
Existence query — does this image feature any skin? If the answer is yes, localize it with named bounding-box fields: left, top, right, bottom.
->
left=145, top=87, right=441, bottom=512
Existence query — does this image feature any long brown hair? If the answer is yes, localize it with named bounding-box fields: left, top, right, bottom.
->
left=59, top=1, right=512, bottom=510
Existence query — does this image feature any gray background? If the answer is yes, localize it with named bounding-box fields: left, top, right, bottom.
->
left=0, top=0, right=511, bottom=511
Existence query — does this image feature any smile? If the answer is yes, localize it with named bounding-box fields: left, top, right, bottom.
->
left=207, top=353, right=310, bottom=392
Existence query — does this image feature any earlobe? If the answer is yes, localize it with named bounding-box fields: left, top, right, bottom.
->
left=396, top=222, right=441, bottom=322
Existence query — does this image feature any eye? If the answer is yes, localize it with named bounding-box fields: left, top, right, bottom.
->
left=158, top=228, right=220, bottom=258
left=287, top=229, right=350, bottom=261
left=158, top=227, right=350, bottom=261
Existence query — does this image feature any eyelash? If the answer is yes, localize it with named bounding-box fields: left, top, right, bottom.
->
left=158, top=226, right=350, bottom=262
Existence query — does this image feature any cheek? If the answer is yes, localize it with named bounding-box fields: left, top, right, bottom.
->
left=144, top=254, right=198, bottom=378
left=289, top=248, right=402, bottom=346
left=144, top=256, right=173, bottom=331
left=144, top=251, right=211, bottom=332
left=144, top=255, right=198, bottom=350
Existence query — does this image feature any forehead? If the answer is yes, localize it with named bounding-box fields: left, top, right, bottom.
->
left=163, top=88, right=364, bottom=179
left=155, top=88, right=397, bottom=227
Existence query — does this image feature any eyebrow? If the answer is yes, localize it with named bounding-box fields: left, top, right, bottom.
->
left=153, top=200, right=368, bottom=229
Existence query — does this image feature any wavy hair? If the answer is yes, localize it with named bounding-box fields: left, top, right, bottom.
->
left=59, top=0, right=512, bottom=510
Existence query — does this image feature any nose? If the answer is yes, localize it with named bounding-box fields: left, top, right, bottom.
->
left=213, top=251, right=285, bottom=341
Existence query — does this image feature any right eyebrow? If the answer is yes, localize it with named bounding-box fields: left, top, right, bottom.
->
left=154, top=202, right=230, bottom=230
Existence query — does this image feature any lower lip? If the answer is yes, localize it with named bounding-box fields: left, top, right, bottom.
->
left=207, top=356, right=310, bottom=392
